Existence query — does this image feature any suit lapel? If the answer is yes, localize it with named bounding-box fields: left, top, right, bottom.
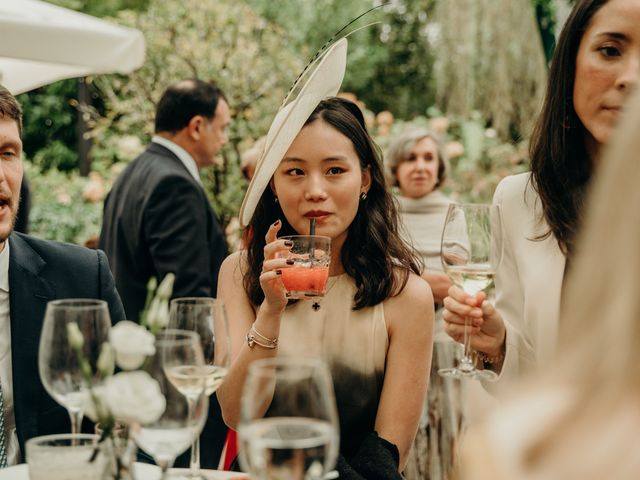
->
left=8, top=234, right=55, bottom=454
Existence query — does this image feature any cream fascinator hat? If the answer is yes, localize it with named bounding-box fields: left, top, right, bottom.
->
left=238, top=38, right=348, bottom=227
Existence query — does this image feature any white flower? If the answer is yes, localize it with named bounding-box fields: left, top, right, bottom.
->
left=79, top=386, right=107, bottom=423
left=156, top=273, right=175, bottom=300
left=102, top=371, right=166, bottom=425
left=66, top=322, right=84, bottom=349
left=109, top=321, right=155, bottom=370
left=146, top=298, right=169, bottom=331
left=97, top=342, right=115, bottom=377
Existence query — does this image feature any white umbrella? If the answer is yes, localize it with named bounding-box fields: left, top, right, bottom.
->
left=0, top=0, right=145, bottom=94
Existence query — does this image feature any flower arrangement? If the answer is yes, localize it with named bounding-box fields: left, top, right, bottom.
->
left=66, top=273, right=176, bottom=480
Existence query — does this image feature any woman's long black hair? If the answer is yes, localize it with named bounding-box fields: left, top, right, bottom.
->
left=529, top=0, right=609, bottom=254
left=244, top=97, right=421, bottom=309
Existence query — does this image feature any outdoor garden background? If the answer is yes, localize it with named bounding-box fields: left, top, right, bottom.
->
left=21, top=0, right=573, bottom=248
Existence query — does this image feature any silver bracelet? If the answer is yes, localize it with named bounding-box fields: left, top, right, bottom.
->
left=246, top=325, right=278, bottom=349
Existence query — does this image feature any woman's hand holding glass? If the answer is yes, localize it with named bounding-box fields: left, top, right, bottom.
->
left=259, top=221, right=293, bottom=314
left=442, top=286, right=506, bottom=366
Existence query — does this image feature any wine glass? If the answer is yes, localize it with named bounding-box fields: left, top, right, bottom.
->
left=439, top=203, right=503, bottom=381
left=166, top=297, right=230, bottom=478
left=132, top=329, right=209, bottom=477
left=38, top=299, right=111, bottom=434
left=237, top=357, right=340, bottom=480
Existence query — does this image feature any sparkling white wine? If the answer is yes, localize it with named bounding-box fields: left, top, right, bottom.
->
left=239, top=417, right=337, bottom=480
left=165, top=365, right=228, bottom=398
left=445, top=264, right=495, bottom=295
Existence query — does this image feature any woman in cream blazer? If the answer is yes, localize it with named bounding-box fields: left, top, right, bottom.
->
left=488, top=173, right=565, bottom=388
left=442, top=0, right=640, bottom=390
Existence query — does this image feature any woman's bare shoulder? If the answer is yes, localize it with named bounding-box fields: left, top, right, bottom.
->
left=219, top=250, right=250, bottom=294
left=385, top=271, right=434, bottom=326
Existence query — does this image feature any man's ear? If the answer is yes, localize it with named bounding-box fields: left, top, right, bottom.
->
left=187, top=115, right=204, bottom=141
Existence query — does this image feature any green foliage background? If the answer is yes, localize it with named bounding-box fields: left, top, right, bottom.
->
left=21, top=0, right=555, bottom=245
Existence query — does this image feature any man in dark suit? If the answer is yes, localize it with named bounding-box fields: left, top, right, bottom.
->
left=99, top=79, right=231, bottom=469
left=99, top=79, right=230, bottom=321
left=0, top=85, right=125, bottom=465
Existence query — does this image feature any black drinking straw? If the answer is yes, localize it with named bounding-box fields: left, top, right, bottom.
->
left=309, top=218, right=316, bottom=262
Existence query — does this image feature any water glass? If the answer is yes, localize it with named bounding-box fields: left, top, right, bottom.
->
left=238, top=357, right=339, bottom=480
left=26, top=433, right=107, bottom=480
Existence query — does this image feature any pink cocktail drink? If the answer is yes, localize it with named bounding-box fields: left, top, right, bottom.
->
left=277, top=235, right=331, bottom=299
left=281, top=265, right=330, bottom=298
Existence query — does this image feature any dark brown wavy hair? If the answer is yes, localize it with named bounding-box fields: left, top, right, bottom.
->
left=529, top=0, right=609, bottom=254
left=244, top=97, right=421, bottom=309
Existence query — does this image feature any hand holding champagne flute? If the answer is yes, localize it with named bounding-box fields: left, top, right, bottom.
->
left=439, top=203, right=502, bottom=381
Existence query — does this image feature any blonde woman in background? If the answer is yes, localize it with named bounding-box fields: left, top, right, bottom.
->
left=386, top=128, right=452, bottom=308
left=459, top=86, right=640, bottom=480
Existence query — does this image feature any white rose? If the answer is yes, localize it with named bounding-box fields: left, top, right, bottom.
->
left=102, top=371, right=166, bottom=425
left=109, top=321, right=155, bottom=370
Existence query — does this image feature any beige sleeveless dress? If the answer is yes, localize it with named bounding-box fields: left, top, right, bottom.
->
left=278, top=273, right=389, bottom=458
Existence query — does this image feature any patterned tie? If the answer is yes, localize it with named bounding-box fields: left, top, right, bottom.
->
left=0, top=379, right=7, bottom=468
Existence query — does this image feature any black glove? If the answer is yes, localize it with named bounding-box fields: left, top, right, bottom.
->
left=336, top=431, right=403, bottom=479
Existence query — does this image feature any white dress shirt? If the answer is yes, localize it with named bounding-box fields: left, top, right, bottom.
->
left=0, top=241, right=19, bottom=465
left=151, top=136, right=203, bottom=186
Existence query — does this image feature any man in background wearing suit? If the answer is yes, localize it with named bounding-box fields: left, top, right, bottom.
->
left=99, top=79, right=231, bottom=468
left=100, top=79, right=230, bottom=321
left=0, top=84, right=125, bottom=466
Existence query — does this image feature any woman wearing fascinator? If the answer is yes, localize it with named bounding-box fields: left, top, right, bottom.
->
left=459, top=85, right=640, bottom=480
left=216, top=38, right=434, bottom=477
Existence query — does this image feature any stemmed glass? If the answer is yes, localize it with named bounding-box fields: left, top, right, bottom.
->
left=439, top=203, right=502, bottom=381
left=167, top=297, right=230, bottom=478
left=132, top=329, right=209, bottom=477
left=238, top=357, right=340, bottom=480
left=38, top=299, right=111, bottom=434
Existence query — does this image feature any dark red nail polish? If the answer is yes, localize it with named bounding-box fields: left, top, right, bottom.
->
left=286, top=259, right=295, bottom=265
left=284, top=240, right=293, bottom=247
left=276, top=270, right=282, bottom=275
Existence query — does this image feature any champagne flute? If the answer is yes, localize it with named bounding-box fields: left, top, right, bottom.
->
left=132, top=329, right=209, bottom=478
left=38, top=299, right=111, bottom=434
left=439, top=203, right=503, bottom=381
left=237, top=357, right=340, bottom=480
left=166, top=297, right=230, bottom=478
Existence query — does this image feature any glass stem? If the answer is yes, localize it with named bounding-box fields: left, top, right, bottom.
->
left=187, top=397, right=201, bottom=476
left=158, top=460, right=171, bottom=480
left=460, top=316, right=474, bottom=372
left=68, top=408, right=84, bottom=435
left=190, top=435, right=201, bottom=475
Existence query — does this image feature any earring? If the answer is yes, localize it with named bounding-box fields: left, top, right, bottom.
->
left=274, top=196, right=279, bottom=204
left=360, top=192, right=367, bottom=201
